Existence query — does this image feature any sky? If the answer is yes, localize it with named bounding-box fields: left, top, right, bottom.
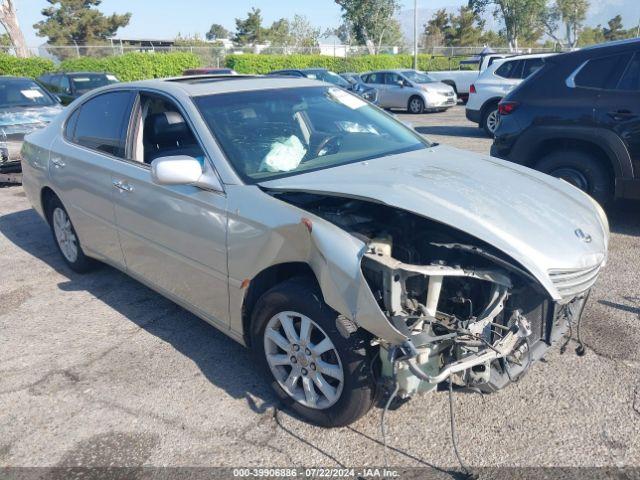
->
left=14, top=0, right=640, bottom=47
left=15, top=0, right=464, bottom=46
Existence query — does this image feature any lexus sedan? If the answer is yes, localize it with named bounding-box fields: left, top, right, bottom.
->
left=0, top=76, right=63, bottom=174
left=22, top=75, right=608, bottom=427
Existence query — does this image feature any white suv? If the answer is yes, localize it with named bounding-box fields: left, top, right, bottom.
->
left=466, top=54, right=554, bottom=136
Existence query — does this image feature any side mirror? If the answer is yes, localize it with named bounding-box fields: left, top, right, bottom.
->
left=53, top=94, right=62, bottom=104
left=151, top=155, right=223, bottom=191
left=396, top=80, right=404, bottom=88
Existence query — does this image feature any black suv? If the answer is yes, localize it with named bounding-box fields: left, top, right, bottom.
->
left=491, top=39, right=640, bottom=204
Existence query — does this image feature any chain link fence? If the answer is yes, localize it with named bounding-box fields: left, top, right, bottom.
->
left=0, top=43, right=562, bottom=66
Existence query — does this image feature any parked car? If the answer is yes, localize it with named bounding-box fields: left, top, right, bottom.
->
left=183, top=67, right=237, bottom=76
left=0, top=76, right=63, bottom=175
left=361, top=69, right=457, bottom=113
left=491, top=38, right=640, bottom=205
left=22, top=75, right=608, bottom=427
left=339, top=71, right=379, bottom=103
left=466, top=53, right=554, bottom=136
left=38, top=72, right=119, bottom=105
left=427, top=52, right=511, bottom=101
left=267, top=68, right=377, bottom=103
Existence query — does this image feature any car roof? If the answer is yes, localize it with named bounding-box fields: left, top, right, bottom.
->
left=126, top=75, right=328, bottom=97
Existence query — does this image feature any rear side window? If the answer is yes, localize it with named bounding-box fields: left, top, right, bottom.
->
left=522, top=58, right=544, bottom=78
left=495, top=60, right=522, bottom=79
left=72, top=91, right=134, bottom=158
left=616, top=53, right=640, bottom=91
left=64, top=108, right=80, bottom=140
left=365, top=72, right=385, bottom=84
left=574, top=54, right=629, bottom=89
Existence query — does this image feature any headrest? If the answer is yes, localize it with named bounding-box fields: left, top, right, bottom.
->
left=145, top=111, right=190, bottom=146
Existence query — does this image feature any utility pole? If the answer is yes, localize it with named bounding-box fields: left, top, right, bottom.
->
left=413, top=0, right=418, bottom=69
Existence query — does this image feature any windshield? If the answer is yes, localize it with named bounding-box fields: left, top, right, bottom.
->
left=195, top=86, right=429, bottom=183
left=70, top=74, right=119, bottom=94
left=0, top=78, right=56, bottom=108
left=401, top=70, right=436, bottom=84
left=306, top=70, right=351, bottom=88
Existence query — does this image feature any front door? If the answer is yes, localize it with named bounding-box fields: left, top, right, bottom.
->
left=112, top=92, right=230, bottom=325
left=384, top=72, right=409, bottom=108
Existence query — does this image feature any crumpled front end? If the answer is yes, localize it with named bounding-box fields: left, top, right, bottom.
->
left=274, top=191, right=604, bottom=396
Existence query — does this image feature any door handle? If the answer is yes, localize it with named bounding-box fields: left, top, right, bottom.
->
left=50, top=156, right=66, bottom=168
left=112, top=179, right=134, bottom=192
left=608, top=109, right=636, bottom=121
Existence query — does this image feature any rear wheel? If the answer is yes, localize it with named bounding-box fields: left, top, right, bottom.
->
left=46, top=196, right=96, bottom=273
left=536, top=150, right=613, bottom=205
left=407, top=96, right=424, bottom=114
left=251, top=278, right=376, bottom=427
left=481, top=103, right=499, bottom=137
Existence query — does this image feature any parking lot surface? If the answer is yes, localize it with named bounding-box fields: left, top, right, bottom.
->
left=1, top=105, right=639, bottom=471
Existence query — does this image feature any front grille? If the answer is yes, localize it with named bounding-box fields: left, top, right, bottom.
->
left=549, top=264, right=601, bottom=302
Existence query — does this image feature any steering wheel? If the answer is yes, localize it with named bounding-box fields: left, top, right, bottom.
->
left=312, top=134, right=342, bottom=158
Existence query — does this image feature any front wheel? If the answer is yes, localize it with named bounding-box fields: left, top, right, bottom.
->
left=407, top=96, right=424, bottom=114
left=251, top=278, right=376, bottom=427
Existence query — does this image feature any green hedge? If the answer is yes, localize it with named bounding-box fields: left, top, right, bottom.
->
left=226, top=54, right=469, bottom=74
left=0, top=54, right=55, bottom=78
left=59, top=51, right=202, bottom=81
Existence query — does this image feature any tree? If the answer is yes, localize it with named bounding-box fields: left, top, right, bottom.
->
left=470, top=0, right=545, bottom=51
left=447, top=6, right=485, bottom=46
left=289, top=15, right=321, bottom=49
left=327, top=22, right=353, bottom=45
left=577, top=25, right=604, bottom=46
left=335, top=0, right=401, bottom=54
left=423, top=9, right=449, bottom=47
left=603, top=15, right=626, bottom=41
left=34, top=0, right=130, bottom=54
left=206, top=23, right=229, bottom=41
left=233, top=7, right=265, bottom=45
left=541, top=0, right=589, bottom=48
left=0, top=0, right=30, bottom=57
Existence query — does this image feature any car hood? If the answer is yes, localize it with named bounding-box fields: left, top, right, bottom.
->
left=0, top=105, right=64, bottom=132
left=422, top=82, right=454, bottom=94
left=259, top=145, right=608, bottom=300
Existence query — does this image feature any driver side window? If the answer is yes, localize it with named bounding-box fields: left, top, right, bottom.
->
left=133, top=93, right=205, bottom=165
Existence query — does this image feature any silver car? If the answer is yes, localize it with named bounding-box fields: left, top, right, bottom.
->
left=21, top=75, right=608, bottom=427
left=361, top=69, right=457, bottom=113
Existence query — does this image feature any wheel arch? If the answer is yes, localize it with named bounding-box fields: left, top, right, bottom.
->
left=512, top=126, right=634, bottom=182
left=480, top=96, right=502, bottom=118
left=241, top=262, right=320, bottom=347
left=40, top=186, right=60, bottom=223
left=440, top=79, right=457, bottom=93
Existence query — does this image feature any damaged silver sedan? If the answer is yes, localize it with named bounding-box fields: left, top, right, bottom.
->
left=21, top=76, right=609, bottom=427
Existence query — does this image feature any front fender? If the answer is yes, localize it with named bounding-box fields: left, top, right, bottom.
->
left=226, top=185, right=408, bottom=345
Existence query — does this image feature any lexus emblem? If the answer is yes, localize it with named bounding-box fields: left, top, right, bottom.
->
left=575, top=229, right=592, bottom=243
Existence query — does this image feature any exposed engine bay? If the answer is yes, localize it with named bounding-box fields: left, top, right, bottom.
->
left=273, top=191, right=585, bottom=396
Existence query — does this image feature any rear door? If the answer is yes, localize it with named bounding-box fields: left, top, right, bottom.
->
left=595, top=51, right=640, bottom=178
left=49, top=90, right=136, bottom=267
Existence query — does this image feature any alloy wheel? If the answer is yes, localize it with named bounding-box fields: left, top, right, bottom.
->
left=486, top=109, right=499, bottom=134
left=263, top=311, right=344, bottom=409
left=409, top=98, right=423, bottom=114
left=52, top=207, right=78, bottom=263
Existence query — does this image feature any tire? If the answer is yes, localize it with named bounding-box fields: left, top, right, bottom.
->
left=481, top=103, right=499, bottom=137
left=407, top=96, right=424, bottom=114
left=45, top=195, right=96, bottom=273
left=536, top=150, right=613, bottom=205
left=251, top=278, right=376, bottom=427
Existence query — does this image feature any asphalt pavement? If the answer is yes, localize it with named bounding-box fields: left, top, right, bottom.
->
left=1, top=105, right=639, bottom=475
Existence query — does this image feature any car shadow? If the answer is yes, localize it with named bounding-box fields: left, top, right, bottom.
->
left=415, top=125, right=488, bottom=139
left=0, top=207, right=277, bottom=409
left=1, top=207, right=464, bottom=472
